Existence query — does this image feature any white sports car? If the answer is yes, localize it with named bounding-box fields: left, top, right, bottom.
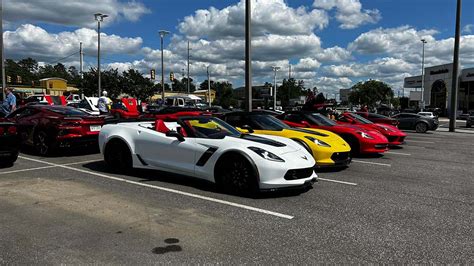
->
left=99, top=116, right=317, bottom=194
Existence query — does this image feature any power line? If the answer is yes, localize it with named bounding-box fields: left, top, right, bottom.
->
left=47, top=51, right=80, bottom=65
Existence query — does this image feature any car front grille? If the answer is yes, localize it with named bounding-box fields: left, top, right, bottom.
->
left=284, top=167, right=314, bottom=180
left=374, top=144, right=388, bottom=149
left=331, top=152, right=351, bottom=164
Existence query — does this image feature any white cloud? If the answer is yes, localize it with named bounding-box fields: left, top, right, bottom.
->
left=4, top=24, right=143, bottom=62
left=178, top=0, right=329, bottom=40
left=313, top=0, right=381, bottom=29
left=463, top=24, right=474, bottom=34
left=4, top=0, right=150, bottom=27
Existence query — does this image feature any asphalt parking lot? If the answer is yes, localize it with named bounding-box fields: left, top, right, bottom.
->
left=0, top=131, right=472, bottom=263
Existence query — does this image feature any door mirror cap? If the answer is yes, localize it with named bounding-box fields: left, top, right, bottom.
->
left=166, top=130, right=185, bottom=142
left=241, top=125, right=254, bottom=133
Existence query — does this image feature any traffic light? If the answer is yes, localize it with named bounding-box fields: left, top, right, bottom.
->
left=16, top=75, right=22, bottom=84
left=150, top=69, right=156, bottom=80
left=170, top=72, right=174, bottom=81
left=6, top=75, right=11, bottom=83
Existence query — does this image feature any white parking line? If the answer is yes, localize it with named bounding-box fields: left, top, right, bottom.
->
left=0, top=159, right=102, bottom=176
left=407, top=140, right=435, bottom=144
left=18, top=156, right=294, bottom=220
left=318, top=178, right=357, bottom=186
left=386, top=151, right=411, bottom=156
left=352, top=160, right=391, bottom=167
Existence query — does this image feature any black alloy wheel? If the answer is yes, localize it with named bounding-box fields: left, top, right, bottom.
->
left=415, top=122, right=428, bottom=133
left=217, top=154, right=258, bottom=195
left=34, top=131, right=53, bottom=156
left=104, top=140, right=132, bottom=172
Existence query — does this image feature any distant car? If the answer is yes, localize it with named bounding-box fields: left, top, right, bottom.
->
left=0, top=121, right=20, bottom=165
left=459, top=111, right=474, bottom=120
left=7, top=105, right=105, bottom=155
left=206, top=106, right=231, bottom=118
left=356, top=112, right=399, bottom=126
left=68, top=97, right=100, bottom=116
left=99, top=116, right=317, bottom=194
left=391, top=113, right=439, bottom=133
left=417, top=112, right=436, bottom=119
left=110, top=98, right=140, bottom=119
left=338, top=112, right=407, bottom=146
left=66, top=94, right=81, bottom=104
left=23, top=94, right=67, bottom=106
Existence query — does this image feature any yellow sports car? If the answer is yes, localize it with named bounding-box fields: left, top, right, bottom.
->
left=222, top=112, right=351, bottom=168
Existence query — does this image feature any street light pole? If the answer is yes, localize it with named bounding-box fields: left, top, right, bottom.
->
left=187, top=40, right=191, bottom=94
left=94, top=13, right=108, bottom=97
left=420, top=39, right=427, bottom=111
left=271, top=66, right=280, bottom=110
left=159, top=30, right=170, bottom=102
left=245, top=0, right=252, bottom=112
left=449, top=0, right=462, bottom=132
left=1, top=0, right=6, bottom=99
left=207, top=66, right=211, bottom=107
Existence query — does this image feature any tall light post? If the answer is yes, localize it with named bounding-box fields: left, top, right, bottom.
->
left=1, top=0, right=6, bottom=99
left=245, top=0, right=252, bottom=112
left=94, top=13, right=108, bottom=97
left=449, top=0, right=462, bottom=132
left=207, top=66, right=211, bottom=107
left=420, top=39, right=427, bottom=111
left=159, top=30, right=170, bottom=101
left=271, top=66, right=280, bottom=110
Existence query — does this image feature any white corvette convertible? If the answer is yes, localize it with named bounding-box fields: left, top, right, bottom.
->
left=99, top=116, right=317, bottom=194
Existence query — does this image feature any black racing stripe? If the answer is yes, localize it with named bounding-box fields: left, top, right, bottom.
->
left=292, top=128, right=329, bottom=137
left=237, top=134, right=286, bottom=147
left=196, top=147, right=218, bottom=167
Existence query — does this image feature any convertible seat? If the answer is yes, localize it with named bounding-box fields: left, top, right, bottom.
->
left=155, top=119, right=170, bottom=133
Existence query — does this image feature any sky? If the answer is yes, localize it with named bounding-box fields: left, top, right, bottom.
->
left=3, top=0, right=474, bottom=96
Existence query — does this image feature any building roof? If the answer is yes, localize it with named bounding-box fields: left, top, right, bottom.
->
left=39, top=77, right=67, bottom=82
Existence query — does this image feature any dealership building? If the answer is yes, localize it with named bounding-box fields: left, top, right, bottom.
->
left=404, top=63, right=474, bottom=114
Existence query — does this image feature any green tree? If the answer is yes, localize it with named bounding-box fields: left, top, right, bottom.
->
left=213, top=81, right=236, bottom=108
left=121, top=69, right=155, bottom=100
left=348, top=80, right=394, bottom=108
left=276, top=78, right=306, bottom=107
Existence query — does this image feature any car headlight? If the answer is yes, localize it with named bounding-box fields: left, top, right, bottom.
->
left=248, top=147, right=285, bottom=162
left=357, top=131, right=374, bottom=139
left=305, top=136, right=331, bottom=147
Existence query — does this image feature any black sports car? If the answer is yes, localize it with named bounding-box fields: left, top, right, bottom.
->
left=0, top=122, right=20, bottom=165
left=391, top=113, right=439, bottom=133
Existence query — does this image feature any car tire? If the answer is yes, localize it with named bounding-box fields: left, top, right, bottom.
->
left=104, top=139, right=132, bottom=172
left=34, top=130, right=55, bottom=156
left=415, top=122, right=428, bottom=133
left=215, top=153, right=258, bottom=196
left=291, top=139, right=312, bottom=155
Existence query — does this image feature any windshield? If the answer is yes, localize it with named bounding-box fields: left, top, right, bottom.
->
left=249, top=115, right=290, bottom=131
left=346, top=113, right=373, bottom=124
left=306, top=113, right=336, bottom=126
left=181, top=117, right=240, bottom=139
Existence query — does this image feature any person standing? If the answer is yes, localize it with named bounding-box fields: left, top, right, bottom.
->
left=98, top=90, right=111, bottom=115
left=1, top=87, right=17, bottom=116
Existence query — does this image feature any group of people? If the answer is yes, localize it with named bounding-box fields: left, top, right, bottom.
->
left=1, top=88, right=16, bottom=117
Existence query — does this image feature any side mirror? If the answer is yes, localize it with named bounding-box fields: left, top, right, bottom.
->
left=166, top=130, right=185, bottom=142
left=300, top=121, right=311, bottom=127
left=241, top=125, right=254, bottom=133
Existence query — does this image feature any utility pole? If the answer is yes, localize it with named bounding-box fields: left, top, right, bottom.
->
left=207, top=66, right=211, bottom=107
left=1, top=0, right=5, bottom=99
left=187, top=40, right=191, bottom=94
left=94, top=13, right=108, bottom=97
left=420, top=39, right=427, bottom=111
left=271, top=66, right=280, bottom=110
left=79, top=42, right=84, bottom=79
left=288, top=64, right=292, bottom=80
left=245, top=0, right=252, bottom=112
left=449, top=0, right=462, bottom=132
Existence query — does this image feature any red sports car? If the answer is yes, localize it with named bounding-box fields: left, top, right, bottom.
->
left=142, top=106, right=210, bottom=121
left=277, top=111, right=389, bottom=154
left=7, top=105, right=105, bottom=155
left=111, top=98, right=140, bottom=119
left=356, top=112, right=399, bottom=126
left=337, top=112, right=406, bottom=145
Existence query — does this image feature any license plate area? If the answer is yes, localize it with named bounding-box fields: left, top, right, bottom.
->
left=90, top=125, right=102, bottom=132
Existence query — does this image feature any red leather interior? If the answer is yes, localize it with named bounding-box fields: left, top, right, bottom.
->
left=178, top=127, right=187, bottom=137
left=155, top=119, right=170, bottom=133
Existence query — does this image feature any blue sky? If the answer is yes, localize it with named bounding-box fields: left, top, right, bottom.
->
left=3, top=0, right=474, bottom=94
